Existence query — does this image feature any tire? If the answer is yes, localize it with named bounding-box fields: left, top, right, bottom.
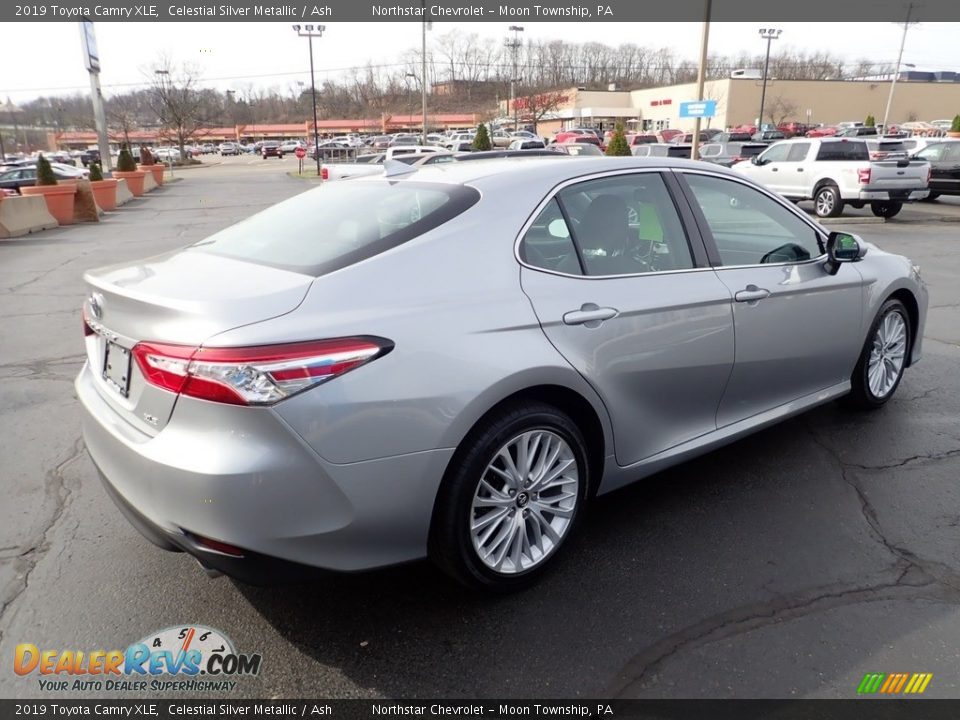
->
left=871, top=201, right=902, bottom=219
left=814, top=184, right=843, bottom=217
left=921, top=193, right=940, bottom=202
left=846, top=298, right=911, bottom=409
left=429, top=401, right=590, bottom=592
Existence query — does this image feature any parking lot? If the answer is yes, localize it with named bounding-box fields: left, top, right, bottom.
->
left=1, top=158, right=959, bottom=699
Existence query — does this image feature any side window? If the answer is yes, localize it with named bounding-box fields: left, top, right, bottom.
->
left=759, top=143, right=790, bottom=163
left=786, top=143, right=810, bottom=161
left=557, top=173, right=694, bottom=276
left=684, top=174, right=823, bottom=266
left=915, top=144, right=946, bottom=161
left=943, top=144, right=960, bottom=162
left=519, top=199, right=583, bottom=276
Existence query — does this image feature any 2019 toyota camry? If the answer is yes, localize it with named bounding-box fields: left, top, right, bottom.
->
left=77, top=158, right=928, bottom=591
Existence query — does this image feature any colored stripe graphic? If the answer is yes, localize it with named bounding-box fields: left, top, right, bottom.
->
left=858, top=672, right=932, bottom=695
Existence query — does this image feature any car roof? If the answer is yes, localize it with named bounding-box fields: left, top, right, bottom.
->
left=353, top=155, right=744, bottom=187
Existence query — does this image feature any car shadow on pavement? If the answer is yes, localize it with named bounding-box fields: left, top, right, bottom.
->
left=235, top=383, right=960, bottom=698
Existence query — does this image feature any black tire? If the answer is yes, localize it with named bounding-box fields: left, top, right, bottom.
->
left=846, top=298, right=911, bottom=409
left=429, top=401, right=590, bottom=592
left=814, top=184, right=844, bottom=218
left=921, top=193, right=940, bottom=202
left=871, top=201, right=903, bottom=219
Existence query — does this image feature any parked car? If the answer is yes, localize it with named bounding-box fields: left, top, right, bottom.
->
left=200, top=144, right=216, bottom=155
left=79, top=149, right=101, bottom=167
left=732, top=137, right=930, bottom=218
left=777, top=122, right=811, bottom=138
left=628, top=134, right=658, bottom=146
left=698, top=141, right=768, bottom=167
left=454, top=150, right=567, bottom=161
left=864, top=139, right=909, bottom=161
left=509, top=139, right=547, bottom=150
left=836, top=126, right=879, bottom=138
left=712, top=132, right=753, bottom=144
left=912, top=141, right=960, bottom=200
left=491, top=130, right=514, bottom=148
left=279, top=141, right=304, bottom=154
left=153, top=147, right=181, bottom=162
left=261, top=141, right=283, bottom=159
left=806, top=125, right=838, bottom=138
left=631, top=143, right=693, bottom=158
left=219, top=143, right=241, bottom=156
left=547, top=143, right=604, bottom=157
left=76, top=157, right=928, bottom=591
left=0, top=164, right=84, bottom=192
left=751, top=130, right=787, bottom=143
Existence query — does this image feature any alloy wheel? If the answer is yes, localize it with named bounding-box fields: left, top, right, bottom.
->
left=867, top=310, right=907, bottom=398
left=469, top=430, right=580, bottom=575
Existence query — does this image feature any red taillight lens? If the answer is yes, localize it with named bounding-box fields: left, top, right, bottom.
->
left=858, top=168, right=871, bottom=184
left=132, top=338, right=390, bottom=406
left=82, top=306, right=95, bottom=337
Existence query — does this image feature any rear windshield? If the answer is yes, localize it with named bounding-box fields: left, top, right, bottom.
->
left=816, top=141, right=870, bottom=161
left=191, top=181, right=480, bottom=276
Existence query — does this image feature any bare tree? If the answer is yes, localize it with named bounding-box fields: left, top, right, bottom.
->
left=148, top=57, right=206, bottom=157
left=767, top=95, right=799, bottom=126
left=516, top=90, right=570, bottom=134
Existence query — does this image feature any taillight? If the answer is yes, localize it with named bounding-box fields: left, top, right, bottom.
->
left=132, top=337, right=391, bottom=406
left=858, top=168, right=871, bottom=184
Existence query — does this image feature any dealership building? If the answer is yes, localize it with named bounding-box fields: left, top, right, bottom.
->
left=511, top=75, right=960, bottom=134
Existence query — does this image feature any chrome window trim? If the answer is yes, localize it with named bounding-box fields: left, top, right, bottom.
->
left=671, top=167, right=829, bottom=270
left=513, top=167, right=711, bottom=281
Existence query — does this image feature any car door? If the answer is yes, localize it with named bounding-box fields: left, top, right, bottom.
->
left=776, top=141, right=812, bottom=198
left=938, top=143, right=960, bottom=194
left=738, top=142, right=791, bottom=194
left=677, top=170, right=865, bottom=427
left=914, top=143, right=951, bottom=193
left=518, top=170, right=735, bottom=467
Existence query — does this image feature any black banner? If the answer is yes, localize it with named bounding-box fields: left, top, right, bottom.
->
left=4, top=0, right=960, bottom=23
left=3, top=700, right=960, bottom=719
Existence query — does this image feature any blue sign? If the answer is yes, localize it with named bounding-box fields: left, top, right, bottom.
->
left=679, top=100, right=717, bottom=119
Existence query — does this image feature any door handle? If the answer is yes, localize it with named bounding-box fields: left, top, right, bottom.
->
left=771, top=168, right=779, bottom=172
left=797, top=168, right=804, bottom=172
left=734, top=285, right=771, bottom=303
left=563, top=303, right=619, bottom=327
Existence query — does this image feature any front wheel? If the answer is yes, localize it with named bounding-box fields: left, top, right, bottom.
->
left=871, top=201, right=903, bottom=218
left=814, top=185, right=844, bottom=218
left=430, top=402, right=589, bottom=592
left=847, top=299, right=911, bottom=409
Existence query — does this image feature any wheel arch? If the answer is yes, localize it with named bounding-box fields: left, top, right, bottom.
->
left=886, top=287, right=920, bottom=367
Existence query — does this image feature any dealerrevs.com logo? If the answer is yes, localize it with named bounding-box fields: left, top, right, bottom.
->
left=14, top=625, right=262, bottom=693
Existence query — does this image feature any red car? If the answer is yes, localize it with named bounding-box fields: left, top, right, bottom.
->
left=628, top=134, right=658, bottom=146
left=805, top=126, right=838, bottom=138
left=777, top=122, right=810, bottom=138
left=657, top=128, right=684, bottom=143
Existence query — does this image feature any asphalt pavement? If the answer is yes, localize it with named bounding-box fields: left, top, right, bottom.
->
left=1, top=156, right=959, bottom=700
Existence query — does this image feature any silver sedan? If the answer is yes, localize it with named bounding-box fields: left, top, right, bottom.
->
left=77, top=158, right=927, bottom=591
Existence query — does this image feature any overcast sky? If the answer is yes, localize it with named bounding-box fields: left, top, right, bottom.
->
left=1, top=21, right=958, bottom=103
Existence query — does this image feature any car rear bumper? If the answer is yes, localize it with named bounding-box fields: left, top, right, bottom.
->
left=857, top=189, right=929, bottom=201
left=76, top=361, right=453, bottom=580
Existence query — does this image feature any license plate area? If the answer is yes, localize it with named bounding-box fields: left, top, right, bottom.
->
left=102, top=341, right=132, bottom=398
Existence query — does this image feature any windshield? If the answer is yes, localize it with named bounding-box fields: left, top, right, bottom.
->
left=191, top=181, right=480, bottom=276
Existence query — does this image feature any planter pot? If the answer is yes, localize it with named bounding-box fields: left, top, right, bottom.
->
left=21, top=184, right=76, bottom=225
left=138, top=164, right=165, bottom=185
left=90, top=178, right=118, bottom=211
left=113, top=170, right=147, bottom=197
left=947, top=131, right=960, bottom=138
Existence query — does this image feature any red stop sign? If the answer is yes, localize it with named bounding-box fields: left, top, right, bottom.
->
left=295, top=147, right=306, bottom=159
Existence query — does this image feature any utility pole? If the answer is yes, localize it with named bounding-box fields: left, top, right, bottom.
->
left=422, top=3, right=430, bottom=144
left=881, top=3, right=918, bottom=135
left=691, top=0, right=712, bottom=160
left=506, top=25, right=524, bottom=130
left=757, top=27, right=782, bottom=131
left=293, top=24, right=325, bottom=176
left=79, top=19, right=112, bottom=170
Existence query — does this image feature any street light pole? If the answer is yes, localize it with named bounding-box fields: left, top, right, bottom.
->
left=757, top=28, right=781, bottom=131
left=691, top=0, right=712, bottom=161
left=506, top=25, right=524, bottom=130
left=421, top=1, right=430, bottom=144
left=881, top=3, right=918, bottom=135
left=293, top=24, right=325, bottom=176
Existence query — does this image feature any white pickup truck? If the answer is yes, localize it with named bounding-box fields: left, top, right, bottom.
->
left=732, top=137, right=930, bottom=218
left=320, top=146, right=449, bottom=181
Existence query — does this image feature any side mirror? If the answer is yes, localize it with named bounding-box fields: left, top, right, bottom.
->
left=751, top=155, right=764, bottom=166
left=824, top=231, right=867, bottom=275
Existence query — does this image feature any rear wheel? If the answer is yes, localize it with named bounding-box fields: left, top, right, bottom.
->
left=814, top=184, right=843, bottom=217
left=847, top=299, right=911, bottom=409
left=871, top=201, right=903, bottom=218
left=430, top=402, right=589, bottom=592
